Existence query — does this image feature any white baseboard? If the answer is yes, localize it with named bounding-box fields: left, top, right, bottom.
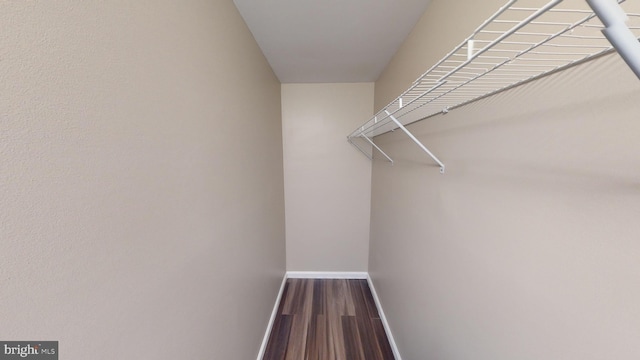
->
left=256, top=274, right=288, bottom=360
left=367, top=274, right=402, bottom=360
left=257, top=271, right=401, bottom=360
left=286, top=271, right=368, bottom=279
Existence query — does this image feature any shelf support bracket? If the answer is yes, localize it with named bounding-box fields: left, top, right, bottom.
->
left=384, top=110, right=446, bottom=174
left=362, top=134, right=394, bottom=164
left=587, top=0, right=640, bottom=79
left=348, top=137, right=373, bottom=160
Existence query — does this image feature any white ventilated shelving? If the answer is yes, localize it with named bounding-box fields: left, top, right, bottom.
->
left=348, top=0, right=640, bottom=173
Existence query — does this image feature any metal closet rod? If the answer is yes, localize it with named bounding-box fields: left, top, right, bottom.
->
left=587, top=0, right=640, bottom=78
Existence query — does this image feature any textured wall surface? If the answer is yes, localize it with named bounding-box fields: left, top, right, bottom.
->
left=370, top=0, right=640, bottom=359
left=282, top=83, right=373, bottom=272
left=0, top=1, right=285, bottom=359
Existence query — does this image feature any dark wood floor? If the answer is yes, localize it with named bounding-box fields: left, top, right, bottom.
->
left=263, top=279, right=395, bottom=360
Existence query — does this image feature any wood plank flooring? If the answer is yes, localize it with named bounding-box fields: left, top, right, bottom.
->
left=263, top=279, right=395, bottom=360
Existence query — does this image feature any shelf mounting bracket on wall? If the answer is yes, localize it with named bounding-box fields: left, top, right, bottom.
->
left=362, top=133, right=394, bottom=164
left=347, top=137, right=372, bottom=161
left=384, top=110, right=445, bottom=174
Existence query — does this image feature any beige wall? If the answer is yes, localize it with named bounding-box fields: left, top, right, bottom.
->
left=0, top=1, right=285, bottom=359
left=282, top=83, right=373, bottom=272
left=370, top=1, right=640, bottom=359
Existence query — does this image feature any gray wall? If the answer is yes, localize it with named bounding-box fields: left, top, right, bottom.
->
left=282, top=83, right=373, bottom=272
left=370, top=1, right=640, bottom=359
left=0, top=1, right=285, bottom=359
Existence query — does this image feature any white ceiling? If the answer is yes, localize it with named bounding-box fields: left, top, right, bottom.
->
left=233, top=0, right=432, bottom=83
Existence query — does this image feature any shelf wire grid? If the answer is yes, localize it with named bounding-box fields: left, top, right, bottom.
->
left=348, top=0, right=640, bottom=139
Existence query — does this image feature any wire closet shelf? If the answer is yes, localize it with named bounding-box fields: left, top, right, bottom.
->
left=347, top=0, right=640, bottom=173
